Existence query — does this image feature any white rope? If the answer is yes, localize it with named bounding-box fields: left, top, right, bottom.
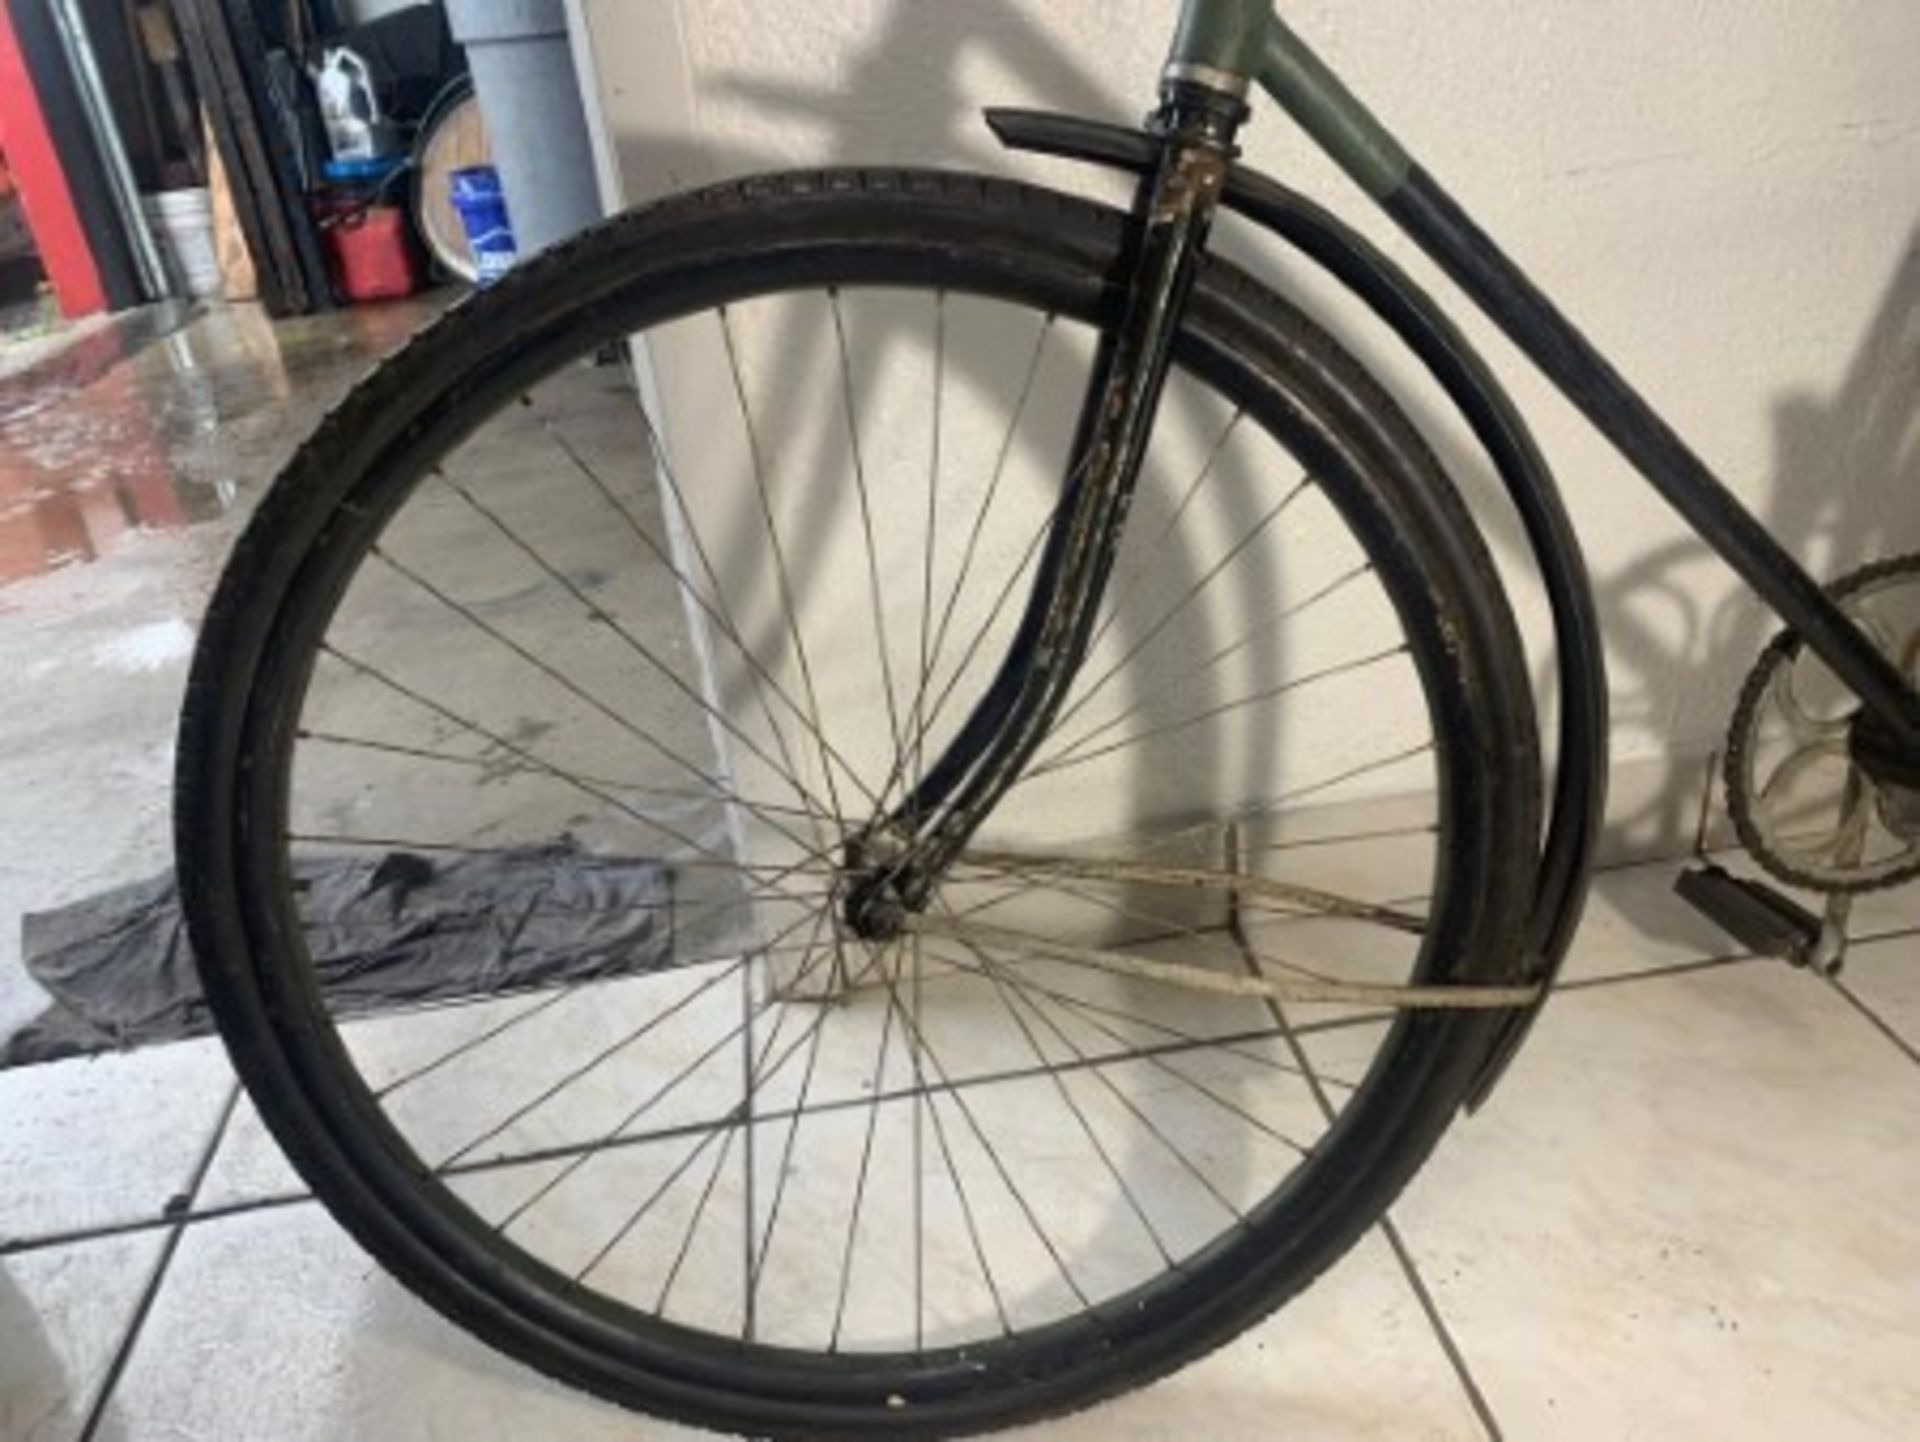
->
left=908, top=915, right=1539, bottom=1011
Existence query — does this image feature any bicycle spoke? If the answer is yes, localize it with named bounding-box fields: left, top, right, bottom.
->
left=298, top=729, right=827, bottom=829
left=361, top=546, right=828, bottom=863
left=908, top=298, right=941, bottom=1351
left=914, top=312, right=1054, bottom=723
left=910, top=930, right=927, bottom=1350
left=941, top=936, right=1255, bottom=1218
left=977, top=953, right=1174, bottom=1265
left=659, top=913, right=834, bottom=1316
left=439, top=916, right=846, bottom=1185
left=1044, top=558, right=1374, bottom=761
left=865, top=445, right=1089, bottom=835
left=441, top=958, right=739, bottom=1172
left=745, top=930, right=836, bottom=1303
left=920, top=913, right=1534, bottom=1010
left=939, top=861, right=1396, bottom=994
left=862, top=314, right=1085, bottom=830
left=958, top=847, right=1427, bottom=934
left=829, top=289, right=906, bottom=765
left=433, top=466, right=838, bottom=829
left=930, top=940, right=1350, bottom=1093
left=1112, top=741, right=1438, bottom=864
left=540, top=392, right=882, bottom=830
left=311, top=643, right=838, bottom=898
left=739, top=904, right=760, bottom=1336
left=1224, top=826, right=1348, bottom=1131
left=869, top=950, right=1093, bottom=1317
left=718, top=306, right=870, bottom=823
left=491, top=910, right=838, bottom=1238
left=1037, top=473, right=1314, bottom=750
left=947, top=934, right=1316, bottom=1167
left=1241, top=820, right=1438, bottom=857
left=828, top=946, right=902, bottom=1351
left=369, top=929, right=837, bottom=1101
left=1026, top=644, right=1409, bottom=783
left=524, top=397, right=826, bottom=823
left=286, top=831, right=835, bottom=895
left=870, top=978, right=1012, bottom=1340
left=1071, top=406, right=1243, bottom=681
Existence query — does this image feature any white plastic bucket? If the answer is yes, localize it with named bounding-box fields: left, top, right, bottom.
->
left=142, top=188, right=222, bottom=299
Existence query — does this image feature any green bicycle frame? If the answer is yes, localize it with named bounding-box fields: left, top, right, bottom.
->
left=1166, top=0, right=1920, bottom=752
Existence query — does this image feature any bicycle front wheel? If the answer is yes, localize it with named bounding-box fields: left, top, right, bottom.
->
left=177, top=169, right=1540, bottom=1439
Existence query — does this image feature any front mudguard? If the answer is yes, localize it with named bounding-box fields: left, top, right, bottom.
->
left=986, top=108, right=1607, bottom=1106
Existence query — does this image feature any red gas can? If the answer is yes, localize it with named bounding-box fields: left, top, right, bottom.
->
left=318, top=200, right=420, bottom=302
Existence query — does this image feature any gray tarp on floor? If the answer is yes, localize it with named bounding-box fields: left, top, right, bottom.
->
left=4, top=841, right=673, bottom=1067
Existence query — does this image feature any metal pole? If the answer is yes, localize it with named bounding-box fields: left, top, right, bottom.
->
left=46, top=0, right=173, bottom=300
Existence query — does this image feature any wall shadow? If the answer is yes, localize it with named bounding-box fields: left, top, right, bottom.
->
left=581, top=0, right=1920, bottom=1329
left=589, top=2, right=1339, bottom=1336
left=1578, top=227, right=1920, bottom=869
left=607, top=0, right=1303, bottom=861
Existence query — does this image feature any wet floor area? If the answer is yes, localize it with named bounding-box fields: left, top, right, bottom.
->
left=0, top=299, right=440, bottom=589
left=0, top=299, right=444, bottom=1036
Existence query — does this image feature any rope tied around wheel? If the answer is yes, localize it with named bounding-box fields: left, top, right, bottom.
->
left=904, top=914, right=1541, bottom=1010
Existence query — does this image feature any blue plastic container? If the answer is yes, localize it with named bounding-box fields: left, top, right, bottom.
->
left=448, top=166, right=518, bottom=286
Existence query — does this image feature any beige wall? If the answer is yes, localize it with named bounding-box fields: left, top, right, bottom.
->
left=565, top=0, right=1920, bottom=855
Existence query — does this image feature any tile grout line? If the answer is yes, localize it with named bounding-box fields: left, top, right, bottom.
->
left=76, top=1081, right=242, bottom=1442
left=1553, top=949, right=1760, bottom=994
left=1824, top=973, right=1920, bottom=1069
left=1379, top=1216, right=1502, bottom=1442
left=3, top=914, right=1914, bottom=1260
left=0, top=1185, right=313, bottom=1258
left=1218, top=831, right=1505, bottom=1442
left=7, top=916, right=1916, bottom=1260
left=1552, top=914, right=1920, bottom=996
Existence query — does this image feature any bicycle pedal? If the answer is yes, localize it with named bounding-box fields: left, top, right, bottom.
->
left=1674, top=864, right=1822, bottom=966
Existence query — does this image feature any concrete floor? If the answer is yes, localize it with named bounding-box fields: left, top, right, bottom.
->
left=2, top=302, right=1919, bottom=1440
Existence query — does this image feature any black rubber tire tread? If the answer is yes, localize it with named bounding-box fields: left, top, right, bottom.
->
left=176, top=166, right=1540, bottom=1440
left=1725, top=552, right=1920, bottom=894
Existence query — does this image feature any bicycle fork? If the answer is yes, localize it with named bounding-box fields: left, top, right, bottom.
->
left=841, top=77, right=1250, bottom=940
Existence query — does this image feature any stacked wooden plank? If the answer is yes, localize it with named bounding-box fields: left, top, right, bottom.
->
left=167, top=0, right=329, bottom=313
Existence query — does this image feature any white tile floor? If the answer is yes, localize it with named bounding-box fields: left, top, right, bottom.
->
left=5, top=304, right=1919, bottom=1440
left=5, top=856, right=1917, bottom=1441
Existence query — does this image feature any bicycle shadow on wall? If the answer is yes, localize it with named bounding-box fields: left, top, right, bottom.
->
left=610, top=0, right=1385, bottom=884
left=1577, top=225, right=1920, bottom=876
left=678, top=3, right=1920, bottom=865
left=577, top=0, right=1919, bottom=1349
left=589, top=17, right=1920, bottom=983
left=586, top=2, right=1428, bottom=1343
left=618, top=0, right=1445, bottom=845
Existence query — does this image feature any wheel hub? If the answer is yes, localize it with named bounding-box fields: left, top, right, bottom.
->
left=839, top=826, right=921, bottom=942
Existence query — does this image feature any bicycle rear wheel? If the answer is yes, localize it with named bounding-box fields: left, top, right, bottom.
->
left=176, top=169, right=1540, bottom=1438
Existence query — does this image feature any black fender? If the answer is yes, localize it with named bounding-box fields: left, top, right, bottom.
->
left=986, top=107, right=1607, bottom=1106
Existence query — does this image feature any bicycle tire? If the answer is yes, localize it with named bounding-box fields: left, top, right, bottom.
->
left=176, top=167, right=1540, bottom=1439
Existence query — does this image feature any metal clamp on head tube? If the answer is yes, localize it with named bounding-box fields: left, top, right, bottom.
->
left=1163, top=0, right=1269, bottom=98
